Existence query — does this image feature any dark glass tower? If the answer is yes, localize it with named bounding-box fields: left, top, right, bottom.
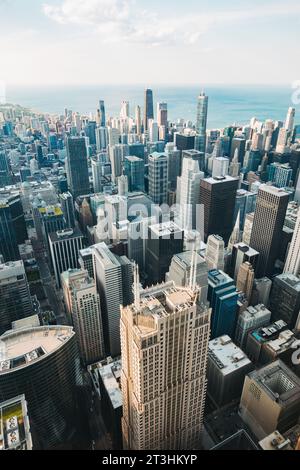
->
left=65, top=137, right=90, bottom=199
left=0, top=193, right=27, bottom=262
left=144, top=89, right=154, bottom=131
left=99, top=100, right=106, bottom=127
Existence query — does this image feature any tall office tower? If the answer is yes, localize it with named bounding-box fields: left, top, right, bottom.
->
left=208, top=269, right=238, bottom=339
left=148, top=152, right=168, bottom=204
left=0, top=261, right=34, bottom=335
left=49, top=228, right=84, bottom=288
left=99, top=100, right=106, bottom=127
left=249, top=185, right=289, bottom=278
left=149, top=120, right=159, bottom=142
left=0, top=325, right=82, bottom=449
left=167, top=251, right=208, bottom=303
left=0, top=193, right=27, bottom=262
left=65, top=137, right=90, bottom=199
left=61, top=269, right=105, bottom=365
left=207, top=336, right=253, bottom=407
left=230, top=137, right=246, bottom=163
left=109, top=144, right=129, bottom=183
left=91, top=157, right=103, bottom=193
left=235, top=304, right=272, bottom=349
left=205, top=235, right=225, bottom=271
left=135, top=105, right=142, bottom=135
left=0, top=395, right=32, bottom=450
left=165, top=143, right=181, bottom=191
left=276, top=128, right=289, bottom=154
left=157, top=102, right=168, bottom=128
left=177, top=156, right=204, bottom=230
left=242, top=212, right=255, bottom=245
left=121, top=281, right=211, bottom=450
left=124, top=156, right=145, bottom=192
left=0, top=150, right=11, bottom=186
left=200, top=176, right=239, bottom=245
left=78, top=247, right=94, bottom=278
left=269, top=163, right=293, bottom=188
left=235, top=190, right=257, bottom=231
left=229, top=149, right=241, bottom=177
left=146, top=222, right=184, bottom=285
left=120, top=101, right=130, bottom=119
left=239, top=361, right=300, bottom=440
left=59, top=192, right=75, bottom=229
left=212, top=157, right=229, bottom=178
left=285, top=107, right=295, bottom=132
left=195, top=91, right=208, bottom=153
left=93, top=243, right=132, bottom=357
left=117, top=175, right=129, bottom=196
left=183, top=149, right=205, bottom=173
left=236, top=262, right=255, bottom=301
left=96, top=127, right=108, bottom=152
left=269, top=274, right=300, bottom=328
left=108, top=127, right=120, bottom=146
left=230, top=242, right=259, bottom=279
left=84, top=121, right=97, bottom=146
left=284, top=207, right=300, bottom=275
left=174, top=132, right=195, bottom=152
left=144, top=89, right=154, bottom=131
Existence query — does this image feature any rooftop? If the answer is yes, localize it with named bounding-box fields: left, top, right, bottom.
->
left=149, top=221, right=183, bottom=238
left=49, top=227, right=83, bottom=243
left=0, top=326, right=75, bottom=374
left=0, top=395, right=32, bottom=450
left=208, top=336, right=252, bottom=376
left=0, top=261, right=25, bottom=281
left=98, top=359, right=122, bottom=409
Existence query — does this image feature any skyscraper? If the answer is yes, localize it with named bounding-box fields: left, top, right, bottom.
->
left=200, top=176, right=239, bottom=245
left=121, top=281, right=211, bottom=450
left=285, top=107, right=295, bottom=132
left=195, top=92, right=208, bottom=153
left=284, top=207, right=300, bottom=276
left=249, top=185, right=289, bottom=278
left=0, top=193, right=27, bottom=262
left=65, top=137, right=90, bottom=199
left=0, top=325, right=82, bottom=449
left=144, top=88, right=154, bottom=131
left=177, top=156, right=204, bottom=231
left=0, top=260, right=34, bottom=335
left=49, top=228, right=84, bottom=288
left=236, top=261, right=255, bottom=301
left=135, top=105, right=142, bottom=135
left=91, top=157, right=103, bottom=193
left=205, top=235, right=225, bottom=271
left=61, top=269, right=105, bottom=365
left=59, top=192, right=76, bottom=229
left=148, top=152, right=168, bottom=204
left=124, top=156, right=145, bottom=192
left=99, top=100, right=106, bottom=127
left=269, top=273, right=300, bottom=328
left=157, top=102, right=168, bottom=128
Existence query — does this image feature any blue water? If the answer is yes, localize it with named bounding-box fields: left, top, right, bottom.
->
left=5, top=84, right=298, bottom=129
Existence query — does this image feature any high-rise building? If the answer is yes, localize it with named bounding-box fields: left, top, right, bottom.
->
left=167, top=250, right=208, bottom=304
left=165, top=143, right=181, bottom=192
left=239, top=361, right=300, bottom=440
left=200, top=176, right=239, bottom=245
left=144, top=89, right=154, bottom=131
left=93, top=243, right=133, bottom=357
left=236, top=262, right=255, bottom=301
left=207, top=335, right=253, bottom=407
left=235, top=304, right=272, bottom=349
left=65, top=137, right=90, bottom=199
left=250, top=185, right=289, bottom=277
left=0, top=261, right=34, bottom=335
left=148, top=152, right=168, bottom=204
left=195, top=92, right=208, bottom=153
left=157, top=102, right=168, bottom=128
left=205, top=235, right=225, bottom=271
left=109, top=144, right=129, bottom=183
left=245, top=319, right=288, bottom=364
left=146, top=222, right=184, bottom=285
left=177, top=155, right=204, bottom=231
left=230, top=137, right=246, bottom=164
left=95, top=127, right=108, bottom=152
left=242, top=212, right=255, bottom=245
left=212, top=157, right=229, bottom=178
left=0, top=326, right=82, bottom=449
left=284, top=207, right=300, bottom=276
left=208, top=269, right=238, bottom=339
left=121, top=281, right=211, bottom=450
left=124, top=156, right=144, bottom=192
left=49, top=228, right=84, bottom=288
left=91, top=157, right=103, bottom=193
left=135, top=105, right=142, bottom=135
left=285, top=107, right=295, bottom=133
left=59, top=192, right=75, bottom=229
left=61, top=269, right=105, bottom=365
left=230, top=242, right=259, bottom=280
left=78, top=247, right=94, bottom=278
left=0, top=395, right=32, bottom=450
left=99, top=100, right=106, bottom=127
left=0, top=193, right=27, bottom=262
left=269, top=274, right=300, bottom=329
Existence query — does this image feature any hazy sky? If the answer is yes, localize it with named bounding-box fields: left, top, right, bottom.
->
left=0, top=0, right=300, bottom=86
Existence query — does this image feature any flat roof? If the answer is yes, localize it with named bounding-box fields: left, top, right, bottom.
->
left=149, top=221, right=183, bottom=237
left=98, top=359, right=122, bottom=409
left=0, top=261, right=25, bottom=281
left=0, top=326, right=75, bottom=374
left=0, top=395, right=32, bottom=450
left=209, top=336, right=252, bottom=375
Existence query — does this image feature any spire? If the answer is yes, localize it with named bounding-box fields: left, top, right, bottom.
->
left=228, top=210, right=241, bottom=252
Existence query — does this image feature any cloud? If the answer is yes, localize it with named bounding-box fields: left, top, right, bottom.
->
left=43, top=0, right=300, bottom=47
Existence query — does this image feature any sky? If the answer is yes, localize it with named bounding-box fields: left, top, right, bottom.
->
left=0, top=0, right=300, bottom=86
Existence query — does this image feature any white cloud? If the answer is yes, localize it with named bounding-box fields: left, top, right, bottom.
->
left=42, top=0, right=300, bottom=48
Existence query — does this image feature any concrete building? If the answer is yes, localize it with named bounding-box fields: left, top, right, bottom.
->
left=235, top=304, right=272, bottom=349
left=269, top=274, right=300, bottom=329
left=246, top=319, right=288, bottom=364
left=0, top=395, right=32, bottom=450
left=205, top=235, right=225, bottom=271
left=121, top=281, right=211, bottom=450
left=284, top=207, right=300, bottom=276
left=230, top=242, right=259, bottom=280
left=148, top=152, right=168, bottom=205
left=207, top=335, right=253, bottom=406
left=239, top=360, right=300, bottom=440
left=236, top=262, right=255, bottom=301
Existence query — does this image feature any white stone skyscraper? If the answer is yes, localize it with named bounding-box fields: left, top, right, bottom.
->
left=285, top=107, right=295, bottom=132
left=205, top=234, right=225, bottom=271
left=177, top=156, right=204, bottom=230
left=121, top=277, right=211, bottom=450
left=284, top=207, right=300, bottom=276
left=61, top=269, right=105, bottom=365
left=196, top=91, right=208, bottom=153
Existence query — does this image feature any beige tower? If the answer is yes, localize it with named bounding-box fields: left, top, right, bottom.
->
left=121, top=275, right=211, bottom=450
left=236, top=262, right=255, bottom=301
